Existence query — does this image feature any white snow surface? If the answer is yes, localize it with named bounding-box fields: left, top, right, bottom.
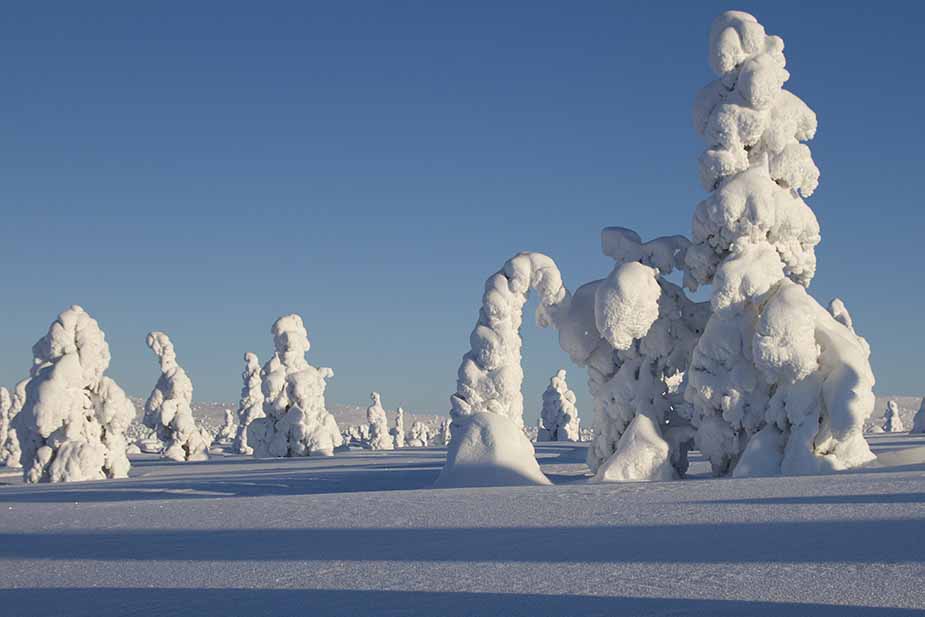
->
left=0, top=434, right=923, bottom=616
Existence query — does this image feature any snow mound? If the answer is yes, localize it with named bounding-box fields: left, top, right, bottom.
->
left=435, top=412, right=550, bottom=488
left=593, top=414, right=677, bottom=482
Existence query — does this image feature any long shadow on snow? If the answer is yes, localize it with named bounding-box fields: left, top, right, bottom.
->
left=0, top=588, right=918, bottom=617
left=696, top=493, right=925, bottom=506
left=0, top=520, right=922, bottom=563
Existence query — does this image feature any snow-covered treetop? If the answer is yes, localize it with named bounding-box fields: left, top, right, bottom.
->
left=146, top=331, right=177, bottom=373
left=272, top=314, right=311, bottom=368
left=32, top=305, right=112, bottom=387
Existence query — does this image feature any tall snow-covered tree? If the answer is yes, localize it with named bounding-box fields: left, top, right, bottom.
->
left=883, top=400, right=904, bottom=433
left=682, top=11, right=876, bottom=477
left=0, top=388, right=11, bottom=466
left=537, top=369, right=581, bottom=442
left=912, top=398, right=925, bottom=434
left=248, top=314, right=342, bottom=457
left=143, top=331, right=210, bottom=462
left=436, top=418, right=452, bottom=446
left=366, top=392, right=394, bottom=450
left=233, top=352, right=264, bottom=454
left=13, top=306, right=135, bottom=483
left=391, top=407, right=406, bottom=448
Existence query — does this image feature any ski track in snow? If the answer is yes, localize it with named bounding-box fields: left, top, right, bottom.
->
left=0, top=434, right=923, bottom=616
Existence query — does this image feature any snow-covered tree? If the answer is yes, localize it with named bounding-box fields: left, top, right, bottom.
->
left=407, top=421, right=431, bottom=447
left=143, top=331, right=209, bottom=462
left=391, top=407, right=406, bottom=448
left=1, top=380, right=26, bottom=468
left=233, top=352, right=264, bottom=454
left=248, top=314, right=342, bottom=457
left=366, top=392, right=394, bottom=450
left=436, top=418, right=451, bottom=446
left=683, top=11, right=876, bottom=477
left=912, top=399, right=925, bottom=434
left=882, top=400, right=904, bottom=433
left=12, top=306, right=135, bottom=483
left=212, top=409, right=237, bottom=447
left=537, top=369, right=580, bottom=442
left=0, top=388, right=11, bottom=466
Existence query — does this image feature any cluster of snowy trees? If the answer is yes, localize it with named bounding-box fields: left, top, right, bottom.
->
left=437, top=11, right=883, bottom=488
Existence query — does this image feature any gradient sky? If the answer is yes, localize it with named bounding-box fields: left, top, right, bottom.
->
left=2, top=2, right=923, bottom=423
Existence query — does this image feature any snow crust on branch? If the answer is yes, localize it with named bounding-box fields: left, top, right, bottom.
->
left=684, top=12, right=875, bottom=477
left=234, top=352, right=264, bottom=454
left=537, top=369, right=580, bottom=442
left=366, top=392, right=394, bottom=450
left=248, top=314, right=342, bottom=457
left=13, top=306, right=135, bottom=482
left=441, top=252, right=569, bottom=487
left=882, top=400, right=904, bottom=433
left=143, top=331, right=209, bottom=462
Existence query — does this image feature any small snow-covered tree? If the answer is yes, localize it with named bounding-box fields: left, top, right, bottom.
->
left=13, top=305, right=135, bottom=483
left=407, top=421, right=431, bottom=447
left=436, top=418, right=452, bottom=446
left=1, top=380, right=26, bottom=468
left=212, top=409, right=237, bottom=447
left=366, top=392, right=394, bottom=450
left=248, top=314, right=342, bottom=457
left=537, top=369, right=580, bottom=442
left=0, top=388, right=11, bottom=466
left=883, top=400, right=904, bottom=433
left=143, top=331, right=209, bottom=462
left=233, top=352, right=264, bottom=454
left=391, top=407, right=406, bottom=448
left=912, top=398, right=925, bottom=434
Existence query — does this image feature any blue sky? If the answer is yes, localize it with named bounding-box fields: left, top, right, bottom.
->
left=2, top=2, right=923, bottom=421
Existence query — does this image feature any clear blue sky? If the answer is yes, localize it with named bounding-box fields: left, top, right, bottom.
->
left=2, top=2, right=922, bottom=422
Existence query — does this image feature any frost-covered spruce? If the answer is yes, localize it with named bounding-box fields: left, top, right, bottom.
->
left=552, top=229, right=707, bottom=481
left=143, top=331, right=209, bottom=462
left=407, top=421, right=431, bottom=447
left=438, top=253, right=568, bottom=487
left=436, top=418, right=452, bottom=446
left=233, top=352, right=264, bottom=454
left=683, top=12, right=876, bottom=476
left=912, top=399, right=925, bottom=434
left=366, top=392, right=394, bottom=450
left=882, top=401, right=904, bottom=433
left=391, top=407, right=406, bottom=448
left=537, top=369, right=580, bottom=442
left=1, top=380, right=26, bottom=468
left=248, top=314, right=342, bottom=457
left=0, top=388, right=11, bottom=466
left=213, top=409, right=237, bottom=447
left=13, top=306, right=135, bottom=483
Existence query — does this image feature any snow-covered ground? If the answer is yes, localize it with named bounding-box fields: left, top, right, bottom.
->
left=0, top=433, right=923, bottom=616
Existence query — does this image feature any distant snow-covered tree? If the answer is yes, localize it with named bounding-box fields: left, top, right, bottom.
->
left=248, top=314, right=342, bottom=457
left=233, top=352, right=264, bottom=454
left=0, top=388, right=11, bottom=466
left=537, top=369, right=580, bottom=442
left=13, top=306, right=135, bottom=482
left=1, top=381, right=26, bottom=468
left=436, top=418, right=451, bottom=446
left=143, top=331, right=210, bottom=462
left=391, top=407, right=406, bottom=448
left=366, top=392, right=393, bottom=450
left=912, top=399, right=925, bottom=434
left=407, top=421, right=431, bottom=447
left=883, top=401, right=904, bottom=433
left=212, top=409, right=237, bottom=447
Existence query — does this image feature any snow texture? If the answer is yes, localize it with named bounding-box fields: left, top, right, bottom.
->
left=882, top=400, right=904, bottom=433
left=442, top=252, right=569, bottom=486
left=248, top=314, right=342, bottom=458
left=435, top=412, right=552, bottom=488
left=12, top=305, right=134, bottom=483
left=537, top=369, right=580, bottom=442
left=233, top=352, right=264, bottom=455
left=366, top=392, right=394, bottom=450
left=143, top=331, right=210, bottom=462
left=392, top=407, right=406, bottom=449
left=912, top=399, right=925, bottom=434
left=683, top=11, right=875, bottom=477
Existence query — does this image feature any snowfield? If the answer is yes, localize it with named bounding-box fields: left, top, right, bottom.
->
left=0, top=434, right=923, bottom=616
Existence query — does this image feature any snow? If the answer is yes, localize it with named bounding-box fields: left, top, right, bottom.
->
left=233, top=352, right=264, bottom=455
left=366, top=392, right=394, bottom=450
left=0, top=434, right=923, bottom=615
left=407, top=420, right=431, bottom=448
left=537, top=369, right=580, bottom=442
left=248, top=314, right=342, bottom=458
left=143, top=331, right=210, bottom=462
left=435, top=412, right=550, bottom=488
left=593, top=414, right=677, bottom=482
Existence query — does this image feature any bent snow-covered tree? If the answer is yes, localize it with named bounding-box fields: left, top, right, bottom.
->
left=233, top=352, right=264, bottom=454
left=683, top=11, right=876, bottom=476
left=143, top=331, right=210, bottom=462
left=537, top=369, right=580, bottom=442
left=14, top=306, right=135, bottom=483
left=248, top=314, right=342, bottom=457
left=882, top=400, right=904, bottom=433
left=436, top=253, right=568, bottom=488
